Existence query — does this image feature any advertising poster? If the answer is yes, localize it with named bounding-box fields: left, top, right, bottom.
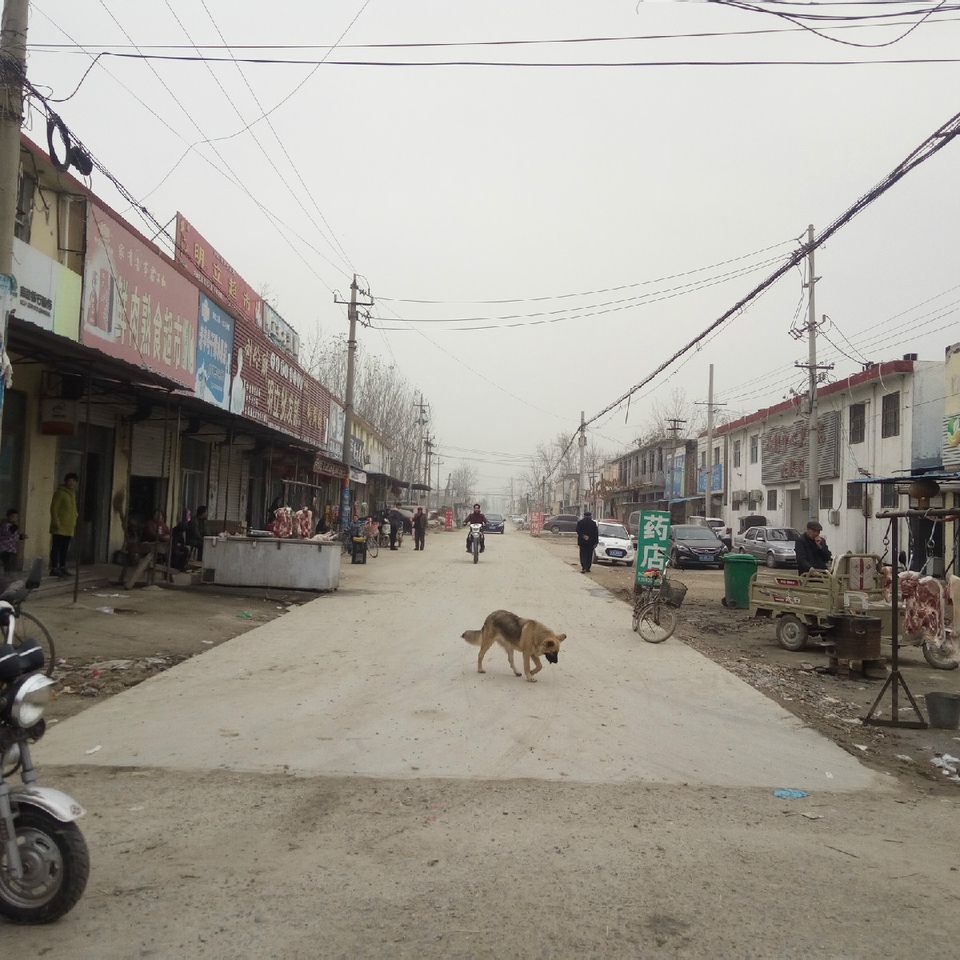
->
left=82, top=203, right=198, bottom=388
left=195, top=293, right=234, bottom=410
left=11, top=238, right=81, bottom=339
left=635, top=510, right=671, bottom=586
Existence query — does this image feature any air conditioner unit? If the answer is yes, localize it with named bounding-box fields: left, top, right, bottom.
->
left=749, top=489, right=763, bottom=503
left=828, top=509, right=841, bottom=526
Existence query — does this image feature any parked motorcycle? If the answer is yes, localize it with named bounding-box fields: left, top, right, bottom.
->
left=0, top=560, right=89, bottom=924
left=467, top=523, right=484, bottom=564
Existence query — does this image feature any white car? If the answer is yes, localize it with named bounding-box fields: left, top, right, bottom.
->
left=594, top=520, right=636, bottom=566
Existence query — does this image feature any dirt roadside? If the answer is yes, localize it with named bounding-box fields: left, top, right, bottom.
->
left=21, top=581, right=317, bottom=722
left=535, top=530, right=960, bottom=794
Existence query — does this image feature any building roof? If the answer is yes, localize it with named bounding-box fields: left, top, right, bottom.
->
left=708, top=360, right=914, bottom=439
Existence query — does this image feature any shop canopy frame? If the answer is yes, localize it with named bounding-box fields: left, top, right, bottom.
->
left=849, top=473, right=960, bottom=730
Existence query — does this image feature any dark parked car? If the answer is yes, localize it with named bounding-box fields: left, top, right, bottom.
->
left=483, top=513, right=505, bottom=534
left=544, top=514, right=578, bottom=534
left=668, top=524, right=727, bottom=569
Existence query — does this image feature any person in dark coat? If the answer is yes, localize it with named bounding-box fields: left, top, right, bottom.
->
left=576, top=511, right=600, bottom=574
left=795, top=520, right=832, bottom=574
left=413, top=507, right=427, bottom=551
left=389, top=502, right=402, bottom=550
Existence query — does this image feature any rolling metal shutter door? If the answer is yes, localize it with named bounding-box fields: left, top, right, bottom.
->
left=209, top=445, right=249, bottom=524
left=130, top=423, right=167, bottom=477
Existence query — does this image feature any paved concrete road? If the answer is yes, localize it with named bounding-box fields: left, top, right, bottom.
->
left=10, top=531, right=957, bottom=959
left=43, top=529, right=874, bottom=790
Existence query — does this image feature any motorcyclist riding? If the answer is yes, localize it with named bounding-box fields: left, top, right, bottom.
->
left=465, top=503, right=486, bottom=553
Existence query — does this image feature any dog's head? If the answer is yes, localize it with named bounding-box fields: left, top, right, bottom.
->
left=541, top=632, right=566, bottom=664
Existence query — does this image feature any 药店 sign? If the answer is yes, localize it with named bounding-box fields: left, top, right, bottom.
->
left=635, top=510, right=671, bottom=586
left=82, top=203, right=198, bottom=388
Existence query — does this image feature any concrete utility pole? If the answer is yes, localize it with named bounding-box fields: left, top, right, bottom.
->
left=334, top=275, right=373, bottom=527
left=706, top=364, right=715, bottom=518
left=805, top=224, right=819, bottom=521
left=793, top=224, right=831, bottom=522
left=578, top=410, right=587, bottom=516
left=0, top=0, right=27, bottom=277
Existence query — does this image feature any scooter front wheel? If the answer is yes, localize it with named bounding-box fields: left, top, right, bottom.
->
left=0, top=808, right=89, bottom=924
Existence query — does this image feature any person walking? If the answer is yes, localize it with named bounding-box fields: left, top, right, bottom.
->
left=389, top=502, right=401, bottom=550
left=413, top=507, right=427, bottom=551
left=576, top=510, right=599, bottom=574
left=49, top=471, right=79, bottom=578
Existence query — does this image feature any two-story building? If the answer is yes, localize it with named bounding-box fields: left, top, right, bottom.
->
left=698, top=356, right=943, bottom=557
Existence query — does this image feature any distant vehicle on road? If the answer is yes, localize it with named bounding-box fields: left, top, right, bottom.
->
left=733, top=515, right=768, bottom=550
left=668, top=524, right=727, bottom=569
left=483, top=513, right=506, bottom=534
left=689, top=515, right=732, bottom=549
left=594, top=521, right=636, bottom=566
left=738, top=526, right=801, bottom=568
left=544, top=514, right=578, bottom=534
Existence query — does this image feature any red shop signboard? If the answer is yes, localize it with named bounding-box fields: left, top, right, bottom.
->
left=82, top=204, right=198, bottom=388
left=175, top=213, right=262, bottom=331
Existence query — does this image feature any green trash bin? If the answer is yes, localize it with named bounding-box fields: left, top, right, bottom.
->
left=722, top=553, right=758, bottom=609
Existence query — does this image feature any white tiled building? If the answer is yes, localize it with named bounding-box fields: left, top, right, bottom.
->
left=697, top=358, right=944, bottom=556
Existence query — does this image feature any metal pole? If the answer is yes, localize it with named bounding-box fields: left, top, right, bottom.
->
left=806, top=223, right=819, bottom=521
left=891, top=517, right=899, bottom=723
left=578, top=410, right=586, bottom=516
left=706, top=363, right=714, bottom=518
left=72, top=371, right=91, bottom=603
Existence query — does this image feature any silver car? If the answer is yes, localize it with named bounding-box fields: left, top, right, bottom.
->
left=738, top=526, right=801, bottom=568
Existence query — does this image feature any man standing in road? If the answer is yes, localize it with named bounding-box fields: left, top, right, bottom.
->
left=413, top=507, right=427, bottom=551
left=795, top=520, right=832, bottom=574
left=49, top=471, right=79, bottom=578
left=576, top=510, right=599, bottom=574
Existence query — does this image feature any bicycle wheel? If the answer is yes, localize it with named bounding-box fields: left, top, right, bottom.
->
left=636, top=602, right=678, bottom=644
left=15, top=610, right=57, bottom=677
left=367, top=537, right=379, bottom=559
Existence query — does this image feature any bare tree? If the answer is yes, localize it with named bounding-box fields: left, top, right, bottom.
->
left=448, top=463, right=479, bottom=505
left=303, top=327, right=428, bottom=484
left=646, top=387, right=703, bottom=441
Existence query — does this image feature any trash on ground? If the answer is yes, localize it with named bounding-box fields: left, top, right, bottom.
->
left=237, top=610, right=253, bottom=620
left=96, top=606, right=114, bottom=615
left=801, top=812, right=824, bottom=820
left=94, top=593, right=126, bottom=598
left=85, top=744, right=102, bottom=755
left=853, top=744, right=868, bottom=752
left=895, top=754, right=914, bottom=763
left=773, top=788, right=809, bottom=799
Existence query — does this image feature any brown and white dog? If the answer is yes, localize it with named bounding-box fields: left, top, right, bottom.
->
left=461, top=610, right=567, bottom=682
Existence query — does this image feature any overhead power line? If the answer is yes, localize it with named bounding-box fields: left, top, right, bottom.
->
left=26, top=12, right=960, bottom=51
left=34, top=50, right=960, bottom=68
left=580, top=102, right=960, bottom=435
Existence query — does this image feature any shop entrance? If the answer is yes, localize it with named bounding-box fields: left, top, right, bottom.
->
left=57, top=424, right=115, bottom=564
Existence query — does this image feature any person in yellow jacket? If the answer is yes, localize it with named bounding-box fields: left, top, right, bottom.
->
left=49, top=472, right=79, bottom=578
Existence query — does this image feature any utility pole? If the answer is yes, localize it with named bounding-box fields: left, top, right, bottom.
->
left=334, top=275, right=373, bottom=528
left=0, top=0, right=27, bottom=277
left=706, top=364, right=715, bottom=518
left=794, top=224, right=832, bottom=522
left=578, top=410, right=587, bottom=516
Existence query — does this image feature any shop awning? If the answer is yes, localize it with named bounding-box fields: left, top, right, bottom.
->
left=669, top=495, right=704, bottom=504
left=313, top=453, right=348, bottom=480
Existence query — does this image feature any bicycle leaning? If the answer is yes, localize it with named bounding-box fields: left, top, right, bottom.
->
left=632, top=560, right=687, bottom=644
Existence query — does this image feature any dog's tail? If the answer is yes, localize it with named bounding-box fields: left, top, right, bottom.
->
left=461, top=629, right=481, bottom=646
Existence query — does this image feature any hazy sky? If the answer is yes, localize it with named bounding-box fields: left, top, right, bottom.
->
left=26, top=1, right=960, bottom=500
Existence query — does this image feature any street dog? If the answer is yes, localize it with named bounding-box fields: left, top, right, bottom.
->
left=461, top=610, right=567, bottom=682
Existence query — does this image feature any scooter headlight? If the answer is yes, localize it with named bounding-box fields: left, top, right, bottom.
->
left=10, top=675, right=55, bottom=728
